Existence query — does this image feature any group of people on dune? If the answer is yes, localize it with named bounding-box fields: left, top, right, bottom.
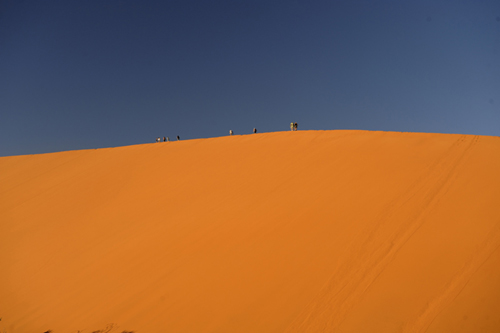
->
left=229, top=123, right=298, bottom=136
left=156, top=136, right=180, bottom=142
left=156, top=123, right=298, bottom=142
left=229, top=128, right=259, bottom=135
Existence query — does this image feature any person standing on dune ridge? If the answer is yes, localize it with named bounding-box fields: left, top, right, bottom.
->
left=290, top=122, right=294, bottom=131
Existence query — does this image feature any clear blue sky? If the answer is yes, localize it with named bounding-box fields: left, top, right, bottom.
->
left=1, top=0, right=499, bottom=156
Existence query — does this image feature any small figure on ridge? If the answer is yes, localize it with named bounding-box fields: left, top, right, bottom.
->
left=229, top=130, right=233, bottom=135
left=253, top=128, right=257, bottom=133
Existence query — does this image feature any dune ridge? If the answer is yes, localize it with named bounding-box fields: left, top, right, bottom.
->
left=1, top=130, right=499, bottom=332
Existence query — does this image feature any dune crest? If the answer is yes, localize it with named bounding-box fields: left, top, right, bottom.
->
left=1, top=130, right=499, bottom=332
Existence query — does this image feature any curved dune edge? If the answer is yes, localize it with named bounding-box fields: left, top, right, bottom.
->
left=1, top=130, right=499, bottom=332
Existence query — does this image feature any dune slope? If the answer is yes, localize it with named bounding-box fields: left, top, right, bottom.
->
left=1, top=130, right=500, bottom=332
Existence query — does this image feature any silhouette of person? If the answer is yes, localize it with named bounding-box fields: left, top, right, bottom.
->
left=163, top=136, right=166, bottom=142
left=253, top=128, right=257, bottom=133
left=229, top=130, right=233, bottom=135
left=177, top=135, right=180, bottom=141
left=290, top=122, right=294, bottom=131
left=294, top=122, right=298, bottom=131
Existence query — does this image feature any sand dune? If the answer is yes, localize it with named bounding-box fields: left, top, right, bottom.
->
left=1, top=130, right=499, bottom=332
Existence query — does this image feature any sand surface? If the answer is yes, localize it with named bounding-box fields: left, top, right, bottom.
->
left=1, top=130, right=500, bottom=332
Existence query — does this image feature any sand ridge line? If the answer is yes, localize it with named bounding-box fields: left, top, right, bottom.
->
left=402, top=220, right=500, bottom=333
left=284, top=135, right=479, bottom=332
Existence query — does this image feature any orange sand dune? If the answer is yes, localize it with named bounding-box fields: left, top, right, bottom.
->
left=1, top=130, right=500, bottom=332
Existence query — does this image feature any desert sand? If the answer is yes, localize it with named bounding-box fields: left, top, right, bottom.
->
left=1, top=130, right=499, bottom=332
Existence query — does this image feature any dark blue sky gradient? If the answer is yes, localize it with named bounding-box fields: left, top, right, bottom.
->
left=1, top=0, right=499, bottom=156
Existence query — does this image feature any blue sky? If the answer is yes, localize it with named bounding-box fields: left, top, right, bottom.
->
left=1, top=0, right=499, bottom=156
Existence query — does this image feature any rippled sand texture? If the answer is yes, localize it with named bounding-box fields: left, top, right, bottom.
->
left=1, top=130, right=500, bottom=332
